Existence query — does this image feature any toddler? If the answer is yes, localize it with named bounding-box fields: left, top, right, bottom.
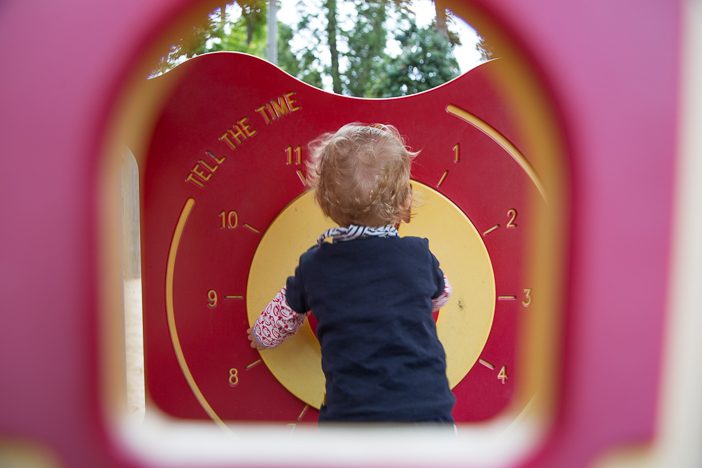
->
left=248, top=123, right=455, bottom=423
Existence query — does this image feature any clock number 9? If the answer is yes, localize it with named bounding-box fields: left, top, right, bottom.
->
left=219, top=210, right=239, bottom=230
left=207, top=289, right=218, bottom=308
left=498, top=366, right=508, bottom=384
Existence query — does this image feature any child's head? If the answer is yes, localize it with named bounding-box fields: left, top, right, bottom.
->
left=307, top=123, right=418, bottom=227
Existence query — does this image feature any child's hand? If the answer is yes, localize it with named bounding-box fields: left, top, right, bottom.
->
left=247, top=327, right=266, bottom=350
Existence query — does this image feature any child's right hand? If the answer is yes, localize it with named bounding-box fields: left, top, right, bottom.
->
left=247, top=327, right=266, bottom=350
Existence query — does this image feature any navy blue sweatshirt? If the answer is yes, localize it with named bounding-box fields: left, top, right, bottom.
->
left=285, top=236, right=455, bottom=422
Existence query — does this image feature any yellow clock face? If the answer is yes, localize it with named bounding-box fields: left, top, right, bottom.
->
left=140, top=52, right=554, bottom=425
left=247, top=181, right=496, bottom=408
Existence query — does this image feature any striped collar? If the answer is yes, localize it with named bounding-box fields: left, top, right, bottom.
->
left=317, top=224, right=399, bottom=245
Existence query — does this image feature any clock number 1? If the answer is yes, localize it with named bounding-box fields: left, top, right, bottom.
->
left=453, top=143, right=460, bottom=163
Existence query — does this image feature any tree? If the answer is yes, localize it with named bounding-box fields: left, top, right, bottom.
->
left=475, top=34, right=495, bottom=61
left=325, top=0, right=343, bottom=94
left=153, top=0, right=465, bottom=98
left=343, top=0, right=389, bottom=97
left=376, top=21, right=460, bottom=97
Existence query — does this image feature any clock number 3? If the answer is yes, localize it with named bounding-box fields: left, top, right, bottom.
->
left=522, top=288, right=532, bottom=308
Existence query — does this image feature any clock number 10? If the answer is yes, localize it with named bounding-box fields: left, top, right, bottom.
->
left=219, top=210, right=239, bottom=230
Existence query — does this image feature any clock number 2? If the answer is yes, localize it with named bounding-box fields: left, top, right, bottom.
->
left=506, top=208, right=518, bottom=228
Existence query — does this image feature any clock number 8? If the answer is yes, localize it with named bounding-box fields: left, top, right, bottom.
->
left=228, top=368, right=239, bottom=387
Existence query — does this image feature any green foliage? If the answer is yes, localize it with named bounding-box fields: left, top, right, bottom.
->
left=154, top=0, right=469, bottom=97
left=343, top=0, right=389, bottom=97
left=374, top=21, right=460, bottom=97
left=475, top=34, right=495, bottom=62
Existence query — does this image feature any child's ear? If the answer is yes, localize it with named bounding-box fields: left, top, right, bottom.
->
left=400, top=191, right=412, bottom=223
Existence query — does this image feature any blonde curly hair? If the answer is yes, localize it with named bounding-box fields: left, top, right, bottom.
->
left=306, top=123, right=418, bottom=227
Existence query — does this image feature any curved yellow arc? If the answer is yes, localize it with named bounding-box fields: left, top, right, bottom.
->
left=166, top=197, right=228, bottom=430
left=446, top=104, right=548, bottom=201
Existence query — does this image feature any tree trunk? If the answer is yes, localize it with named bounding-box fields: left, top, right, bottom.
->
left=267, top=0, right=278, bottom=64
left=326, top=0, right=342, bottom=94
left=434, top=0, right=449, bottom=39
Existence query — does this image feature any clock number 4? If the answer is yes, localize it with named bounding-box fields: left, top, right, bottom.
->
left=498, top=366, right=508, bottom=384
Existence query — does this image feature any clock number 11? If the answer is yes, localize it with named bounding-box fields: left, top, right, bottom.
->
left=285, top=145, right=302, bottom=165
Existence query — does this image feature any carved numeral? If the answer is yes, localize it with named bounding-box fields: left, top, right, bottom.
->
left=506, top=208, right=518, bottom=228
left=219, top=210, right=239, bottom=229
left=497, top=366, right=508, bottom=384
left=228, top=368, right=239, bottom=387
left=286, top=145, right=302, bottom=165
left=207, top=289, right=218, bottom=308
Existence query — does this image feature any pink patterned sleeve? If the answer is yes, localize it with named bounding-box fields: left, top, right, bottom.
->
left=251, top=287, right=306, bottom=349
left=432, top=275, right=452, bottom=312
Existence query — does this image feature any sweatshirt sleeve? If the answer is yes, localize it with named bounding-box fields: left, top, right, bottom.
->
left=251, top=287, right=306, bottom=349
